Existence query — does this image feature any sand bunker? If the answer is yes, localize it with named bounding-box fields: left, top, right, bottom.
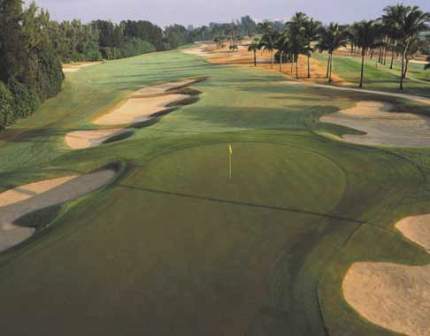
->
left=396, top=215, right=430, bottom=253
left=343, top=213, right=430, bottom=336
left=131, top=79, right=201, bottom=97
left=65, top=129, right=130, bottom=150
left=0, top=169, right=115, bottom=253
left=343, top=262, right=430, bottom=336
left=64, top=79, right=201, bottom=149
left=94, top=94, right=189, bottom=126
left=93, top=79, right=201, bottom=126
left=62, top=62, right=102, bottom=73
left=321, top=101, right=430, bottom=147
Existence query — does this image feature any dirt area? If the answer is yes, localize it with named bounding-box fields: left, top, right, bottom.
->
left=62, top=62, right=103, bottom=73
left=320, top=101, right=430, bottom=147
left=183, top=43, right=344, bottom=84
left=0, top=170, right=116, bottom=252
left=65, top=129, right=131, bottom=150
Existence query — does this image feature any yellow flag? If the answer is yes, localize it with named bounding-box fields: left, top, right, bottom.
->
left=229, top=145, right=233, bottom=155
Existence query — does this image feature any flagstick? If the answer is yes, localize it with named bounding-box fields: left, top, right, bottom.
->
left=229, top=151, right=232, bottom=180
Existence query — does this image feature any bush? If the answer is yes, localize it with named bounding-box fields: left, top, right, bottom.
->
left=0, top=82, right=15, bottom=129
left=120, top=38, right=155, bottom=57
left=8, top=78, right=40, bottom=119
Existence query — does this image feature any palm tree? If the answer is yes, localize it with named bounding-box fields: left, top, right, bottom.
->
left=426, top=56, right=430, bottom=70
left=317, top=23, right=349, bottom=83
left=382, top=5, right=405, bottom=69
left=275, top=32, right=289, bottom=72
left=352, top=20, right=382, bottom=88
left=258, top=23, right=278, bottom=68
left=286, top=13, right=308, bottom=79
left=383, top=5, right=430, bottom=90
left=303, top=18, right=321, bottom=78
left=248, top=38, right=260, bottom=66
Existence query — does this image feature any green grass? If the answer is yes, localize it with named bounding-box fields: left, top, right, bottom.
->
left=0, top=49, right=429, bottom=335
left=314, top=52, right=430, bottom=98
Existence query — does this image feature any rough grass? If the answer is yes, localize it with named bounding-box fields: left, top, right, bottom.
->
left=0, top=49, right=429, bottom=336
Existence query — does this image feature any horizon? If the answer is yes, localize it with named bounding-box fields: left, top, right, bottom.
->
left=30, top=0, right=430, bottom=27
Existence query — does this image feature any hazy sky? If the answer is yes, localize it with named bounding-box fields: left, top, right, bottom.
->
left=32, top=0, right=430, bottom=27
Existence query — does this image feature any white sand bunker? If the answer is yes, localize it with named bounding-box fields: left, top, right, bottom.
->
left=94, top=93, right=189, bottom=126
left=321, top=101, right=430, bottom=147
left=343, top=214, right=430, bottom=336
left=62, top=62, right=102, bottom=73
left=0, top=169, right=115, bottom=253
left=343, top=262, right=430, bottom=336
left=93, top=79, right=201, bottom=126
left=397, top=215, right=430, bottom=253
left=131, top=78, right=202, bottom=97
left=65, top=128, right=130, bottom=150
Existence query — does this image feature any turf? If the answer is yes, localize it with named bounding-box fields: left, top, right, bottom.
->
left=314, top=52, right=430, bottom=98
left=0, top=49, right=429, bottom=336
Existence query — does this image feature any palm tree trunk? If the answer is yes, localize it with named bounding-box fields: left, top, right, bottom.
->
left=404, top=58, right=410, bottom=79
left=279, top=51, right=283, bottom=72
left=307, top=55, right=311, bottom=78
left=253, top=50, right=257, bottom=66
left=271, top=50, right=274, bottom=68
left=383, top=45, right=387, bottom=65
left=359, top=48, right=365, bottom=88
left=328, top=53, right=333, bottom=83
left=296, top=55, right=299, bottom=79
left=390, top=49, right=395, bottom=69
left=326, top=54, right=331, bottom=78
left=400, top=42, right=409, bottom=91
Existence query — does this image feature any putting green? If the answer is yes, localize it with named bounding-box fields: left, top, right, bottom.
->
left=139, top=143, right=346, bottom=213
left=0, top=142, right=346, bottom=335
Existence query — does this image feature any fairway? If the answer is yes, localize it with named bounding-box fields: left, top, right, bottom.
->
left=0, top=47, right=430, bottom=336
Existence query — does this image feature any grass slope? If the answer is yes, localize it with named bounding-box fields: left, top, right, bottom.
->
left=0, top=49, right=429, bottom=336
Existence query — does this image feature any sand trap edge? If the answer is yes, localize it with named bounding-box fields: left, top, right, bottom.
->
left=0, top=162, right=125, bottom=255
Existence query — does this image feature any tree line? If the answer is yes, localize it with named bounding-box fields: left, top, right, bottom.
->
left=0, top=0, right=193, bottom=130
left=244, top=5, right=429, bottom=90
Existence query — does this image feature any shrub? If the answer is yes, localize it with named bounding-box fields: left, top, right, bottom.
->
left=0, top=82, right=15, bottom=129
left=8, top=78, right=40, bottom=119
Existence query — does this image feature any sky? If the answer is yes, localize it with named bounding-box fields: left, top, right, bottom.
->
left=31, top=0, right=430, bottom=27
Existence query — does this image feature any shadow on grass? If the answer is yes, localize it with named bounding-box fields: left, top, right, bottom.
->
left=118, top=184, right=364, bottom=224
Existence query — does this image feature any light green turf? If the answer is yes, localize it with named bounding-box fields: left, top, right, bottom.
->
left=0, top=49, right=429, bottom=336
left=314, top=52, right=430, bottom=98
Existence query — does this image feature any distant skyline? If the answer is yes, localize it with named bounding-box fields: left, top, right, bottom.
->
left=31, top=0, right=430, bottom=27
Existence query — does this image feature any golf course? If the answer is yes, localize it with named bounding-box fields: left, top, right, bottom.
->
left=1, top=0, right=430, bottom=334
left=0, top=44, right=428, bottom=335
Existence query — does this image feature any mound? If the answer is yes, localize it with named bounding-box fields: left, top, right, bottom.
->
left=65, top=129, right=130, bottom=149
left=0, top=169, right=116, bottom=253
left=321, top=101, right=430, bottom=147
